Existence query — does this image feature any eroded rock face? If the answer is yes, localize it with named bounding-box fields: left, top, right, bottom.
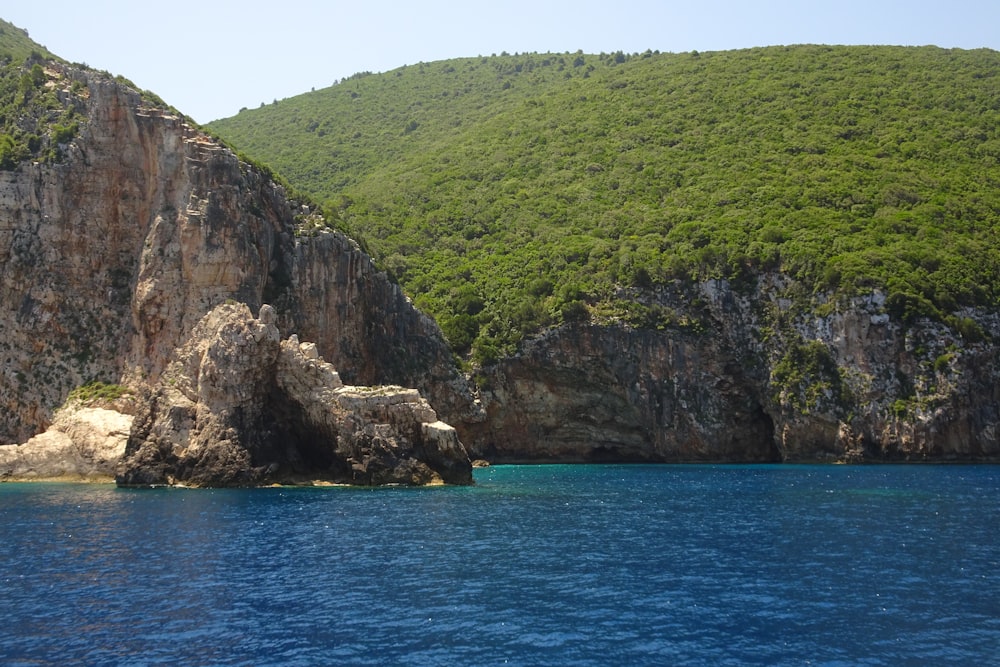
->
left=116, top=304, right=472, bottom=487
left=467, top=323, right=777, bottom=462
left=462, top=279, right=1000, bottom=463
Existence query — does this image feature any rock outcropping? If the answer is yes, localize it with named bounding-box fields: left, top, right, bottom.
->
left=0, top=403, right=133, bottom=481
left=117, top=303, right=472, bottom=487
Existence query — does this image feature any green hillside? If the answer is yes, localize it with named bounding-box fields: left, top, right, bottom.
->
left=0, top=19, right=56, bottom=63
left=207, top=47, right=1000, bottom=360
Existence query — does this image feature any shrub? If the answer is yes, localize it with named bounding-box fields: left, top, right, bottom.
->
left=0, top=133, right=23, bottom=169
left=51, top=122, right=78, bottom=144
left=560, top=300, right=589, bottom=323
left=440, top=314, right=479, bottom=353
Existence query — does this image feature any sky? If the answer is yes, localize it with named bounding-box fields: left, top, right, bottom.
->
left=5, top=0, right=998, bottom=124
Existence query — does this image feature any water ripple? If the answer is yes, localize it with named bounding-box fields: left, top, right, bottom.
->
left=1, top=465, right=998, bottom=665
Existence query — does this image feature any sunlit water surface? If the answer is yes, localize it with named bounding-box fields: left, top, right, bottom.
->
left=1, top=464, right=998, bottom=665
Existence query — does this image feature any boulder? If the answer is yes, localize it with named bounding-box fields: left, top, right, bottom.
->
left=0, top=405, right=133, bottom=481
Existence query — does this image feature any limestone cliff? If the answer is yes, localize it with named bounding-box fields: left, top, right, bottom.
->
left=463, top=279, right=1000, bottom=462
left=117, top=304, right=471, bottom=487
left=467, top=321, right=777, bottom=463
left=0, top=63, right=477, bottom=450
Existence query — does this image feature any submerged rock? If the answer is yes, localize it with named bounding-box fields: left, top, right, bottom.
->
left=116, top=303, right=473, bottom=487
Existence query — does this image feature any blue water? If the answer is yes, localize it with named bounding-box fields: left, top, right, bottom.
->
left=1, top=465, right=998, bottom=666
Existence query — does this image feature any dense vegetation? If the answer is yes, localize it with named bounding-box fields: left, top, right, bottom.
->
left=210, top=46, right=1000, bottom=361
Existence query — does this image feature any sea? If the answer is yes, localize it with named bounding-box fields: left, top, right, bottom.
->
left=1, top=464, right=997, bottom=666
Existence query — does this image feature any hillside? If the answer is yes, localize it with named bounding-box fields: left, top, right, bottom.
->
left=0, top=19, right=56, bottom=63
left=209, top=46, right=1000, bottom=362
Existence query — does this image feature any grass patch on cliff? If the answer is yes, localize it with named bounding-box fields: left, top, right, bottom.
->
left=67, top=381, right=131, bottom=405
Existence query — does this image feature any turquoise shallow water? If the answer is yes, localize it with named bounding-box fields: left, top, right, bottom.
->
left=1, top=464, right=998, bottom=666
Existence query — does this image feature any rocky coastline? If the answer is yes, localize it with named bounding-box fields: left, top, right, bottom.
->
left=1, top=64, right=998, bottom=484
left=463, top=280, right=1000, bottom=463
left=0, top=64, right=475, bottom=486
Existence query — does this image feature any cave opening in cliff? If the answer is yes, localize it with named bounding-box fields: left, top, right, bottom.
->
left=264, top=390, right=347, bottom=478
left=756, top=405, right=782, bottom=462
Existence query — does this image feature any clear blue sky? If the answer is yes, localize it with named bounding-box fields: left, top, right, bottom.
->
left=5, top=0, right=998, bottom=124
